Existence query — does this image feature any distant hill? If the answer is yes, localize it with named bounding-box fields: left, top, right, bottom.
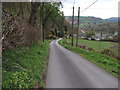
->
left=65, top=16, right=118, bottom=35
left=105, top=17, right=118, bottom=22
left=65, top=16, right=108, bottom=28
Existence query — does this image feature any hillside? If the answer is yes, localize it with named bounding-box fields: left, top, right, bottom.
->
left=65, top=16, right=119, bottom=28
left=65, top=16, right=118, bottom=42
left=65, top=16, right=108, bottom=27
left=105, top=17, right=118, bottom=22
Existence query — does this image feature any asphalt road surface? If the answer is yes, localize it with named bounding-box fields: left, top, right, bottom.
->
left=46, top=40, right=118, bottom=88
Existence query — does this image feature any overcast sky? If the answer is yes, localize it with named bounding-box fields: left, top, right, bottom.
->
left=60, top=0, right=119, bottom=19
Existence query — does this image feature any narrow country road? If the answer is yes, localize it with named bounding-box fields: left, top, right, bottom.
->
left=46, top=40, right=118, bottom=88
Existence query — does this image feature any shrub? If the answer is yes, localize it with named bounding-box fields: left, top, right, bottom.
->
left=100, top=49, right=115, bottom=57
left=87, top=48, right=95, bottom=51
left=77, top=45, right=86, bottom=49
left=114, top=56, right=120, bottom=61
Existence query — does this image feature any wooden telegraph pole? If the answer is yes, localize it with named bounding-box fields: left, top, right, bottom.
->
left=71, top=6, right=74, bottom=46
left=76, top=7, right=80, bottom=47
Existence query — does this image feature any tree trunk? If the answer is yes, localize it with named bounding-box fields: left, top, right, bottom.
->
left=29, top=2, right=40, bottom=26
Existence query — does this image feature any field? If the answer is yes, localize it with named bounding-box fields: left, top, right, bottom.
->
left=65, top=38, right=118, bottom=55
left=66, top=39, right=115, bottom=50
left=59, top=39, right=120, bottom=78
left=2, top=40, right=51, bottom=88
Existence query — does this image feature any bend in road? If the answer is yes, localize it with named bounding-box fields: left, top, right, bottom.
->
left=46, top=40, right=118, bottom=88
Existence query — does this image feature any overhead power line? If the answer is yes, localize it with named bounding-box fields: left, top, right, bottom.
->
left=81, top=0, right=98, bottom=13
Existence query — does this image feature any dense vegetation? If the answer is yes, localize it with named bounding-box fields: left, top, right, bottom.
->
left=3, top=40, right=50, bottom=88
left=2, top=2, right=68, bottom=50
left=83, top=22, right=118, bottom=39
left=59, top=39, right=120, bottom=78
left=2, top=2, right=67, bottom=88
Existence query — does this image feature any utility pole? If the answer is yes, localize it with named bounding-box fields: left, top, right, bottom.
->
left=76, top=7, right=80, bottom=47
left=71, top=6, right=74, bottom=46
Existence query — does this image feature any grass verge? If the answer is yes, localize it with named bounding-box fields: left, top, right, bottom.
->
left=59, top=40, right=120, bottom=78
left=2, top=40, right=51, bottom=88
left=65, top=38, right=114, bottom=51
